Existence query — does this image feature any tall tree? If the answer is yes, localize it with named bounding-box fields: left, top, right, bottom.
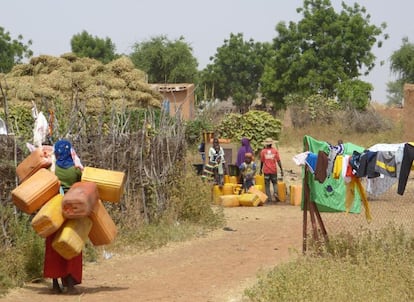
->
left=200, top=33, right=269, bottom=112
left=0, top=26, right=33, bottom=73
left=71, top=30, right=118, bottom=64
left=388, top=37, right=414, bottom=106
left=130, top=35, right=198, bottom=83
left=261, top=0, right=387, bottom=110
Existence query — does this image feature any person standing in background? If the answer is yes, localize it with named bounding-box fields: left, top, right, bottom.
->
left=208, top=138, right=227, bottom=187
left=236, top=138, right=253, bottom=168
left=260, top=138, right=284, bottom=202
left=236, top=138, right=254, bottom=184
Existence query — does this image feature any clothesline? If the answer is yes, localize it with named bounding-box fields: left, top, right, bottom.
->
left=296, top=136, right=414, bottom=222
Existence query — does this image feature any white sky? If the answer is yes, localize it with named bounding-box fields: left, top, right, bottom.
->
left=2, top=0, right=413, bottom=103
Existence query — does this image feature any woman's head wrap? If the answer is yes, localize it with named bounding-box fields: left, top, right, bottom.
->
left=54, top=139, right=74, bottom=169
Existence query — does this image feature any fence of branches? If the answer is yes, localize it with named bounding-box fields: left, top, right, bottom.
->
left=0, top=109, right=187, bottom=248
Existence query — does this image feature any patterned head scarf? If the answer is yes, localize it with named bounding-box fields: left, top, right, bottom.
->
left=54, top=139, right=74, bottom=169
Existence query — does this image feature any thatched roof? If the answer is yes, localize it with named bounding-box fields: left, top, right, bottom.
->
left=0, top=54, right=162, bottom=113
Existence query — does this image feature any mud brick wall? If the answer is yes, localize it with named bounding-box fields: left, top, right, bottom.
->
left=403, top=84, right=414, bottom=141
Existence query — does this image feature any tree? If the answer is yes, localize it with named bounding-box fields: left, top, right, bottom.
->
left=336, top=79, right=372, bottom=110
left=130, top=35, right=198, bottom=83
left=386, top=80, right=404, bottom=107
left=388, top=37, right=414, bottom=106
left=71, top=30, right=118, bottom=64
left=261, top=0, right=387, bottom=110
left=0, top=26, right=33, bottom=73
left=199, top=33, right=269, bottom=112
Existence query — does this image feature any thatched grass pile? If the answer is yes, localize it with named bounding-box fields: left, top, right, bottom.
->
left=0, top=54, right=162, bottom=114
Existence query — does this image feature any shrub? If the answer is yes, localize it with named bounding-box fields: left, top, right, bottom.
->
left=244, top=225, right=414, bottom=302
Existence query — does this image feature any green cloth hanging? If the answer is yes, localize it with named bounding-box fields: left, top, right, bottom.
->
left=302, top=135, right=365, bottom=213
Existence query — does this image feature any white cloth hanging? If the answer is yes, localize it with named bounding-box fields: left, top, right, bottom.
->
left=33, top=111, right=48, bottom=147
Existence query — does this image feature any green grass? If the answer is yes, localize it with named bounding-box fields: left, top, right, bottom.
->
left=244, top=224, right=414, bottom=302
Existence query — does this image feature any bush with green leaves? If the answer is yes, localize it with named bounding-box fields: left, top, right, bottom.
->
left=184, top=118, right=213, bottom=146
left=285, top=94, right=340, bottom=128
left=216, top=110, right=282, bottom=152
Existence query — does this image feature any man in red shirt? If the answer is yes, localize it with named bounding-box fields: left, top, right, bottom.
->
left=260, top=137, right=284, bottom=202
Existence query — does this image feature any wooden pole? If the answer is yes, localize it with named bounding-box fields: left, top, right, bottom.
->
left=302, top=137, right=329, bottom=253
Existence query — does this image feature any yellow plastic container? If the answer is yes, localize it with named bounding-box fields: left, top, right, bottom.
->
left=277, top=182, right=287, bottom=202
left=219, top=195, right=240, bottom=207
left=238, top=193, right=260, bottom=207
left=81, top=167, right=126, bottom=203
left=89, top=200, right=118, bottom=246
left=31, top=194, right=65, bottom=238
left=290, top=185, right=302, bottom=206
left=222, top=183, right=234, bottom=195
left=212, top=185, right=223, bottom=205
left=254, top=174, right=265, bottom=193
left=233, top=184, right=243, bottom=195
left=11, top=168, right=61, bottom=214
left=223, top=175, right=230, bottom=184
left=248, top=186, right=268, bottom=205
left=229, top=176, right=238, bottom=185
left=52, top=217, right=92, bottom=260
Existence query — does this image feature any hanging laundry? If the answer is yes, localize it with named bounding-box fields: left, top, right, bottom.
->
left=292, top=151, right=310, bottom=166
left=342, top=155, right=351, bottom=181
left=332, top=155, right=343, bottom=179
left=314, top=151, right=328, bottom=183
left=397, top=143, right=414, bottom=195
left=375, top=151, right=397, bottom=177
left=355, top=151, right=379, bottom=178
left=33, top=111, right=49, bottom=147
left=345, top=177, right=372, bottom=222
left=305, top=152, right=318, bottom=174
left=366, top=143, right=405, bottom=196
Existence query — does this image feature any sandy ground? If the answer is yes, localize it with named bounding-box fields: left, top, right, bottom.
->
left=1, top=146, right=304, bottom=302
left=1, top=204, right=303, bottom=302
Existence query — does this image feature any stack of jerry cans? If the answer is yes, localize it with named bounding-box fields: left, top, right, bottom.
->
left=14, top=149, right=124, bottom=259
left=11, top=168, right=60, bottom=214
left=81, top=167, right=125, bottom=245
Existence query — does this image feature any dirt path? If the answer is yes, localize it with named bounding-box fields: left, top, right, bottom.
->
left=1, top=203, right=303, bottom=302
left=2, top=146, right=304, bottom=302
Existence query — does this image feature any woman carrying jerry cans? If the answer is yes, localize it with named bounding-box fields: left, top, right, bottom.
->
left=44, top=139, right=83, bottom=294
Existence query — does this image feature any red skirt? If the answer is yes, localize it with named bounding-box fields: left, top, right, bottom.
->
left=43, top=233, right=83, bottom=284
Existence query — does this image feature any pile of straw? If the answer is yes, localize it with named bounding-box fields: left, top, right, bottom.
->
left=0, top=54, right=162, bottom=113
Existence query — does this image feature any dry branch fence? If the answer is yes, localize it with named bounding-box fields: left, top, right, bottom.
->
left=0, top=109, right=186, bottom=247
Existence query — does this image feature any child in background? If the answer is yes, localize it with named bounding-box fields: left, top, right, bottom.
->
left=239, top=153, right=257, bottom=192
left=208, top=138, right=226, bottom=187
